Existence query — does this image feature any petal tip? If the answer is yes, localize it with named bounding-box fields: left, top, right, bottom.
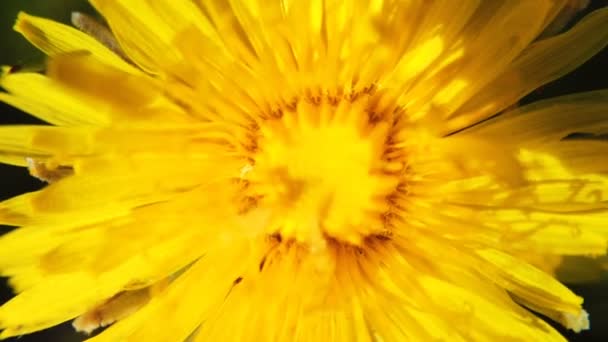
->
left=13, top=12, right=33, bottom=33
left=564, top=309, right=590, bottom=333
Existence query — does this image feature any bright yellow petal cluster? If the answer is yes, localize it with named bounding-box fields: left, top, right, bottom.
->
left=0, top=1, right=608, bottom=341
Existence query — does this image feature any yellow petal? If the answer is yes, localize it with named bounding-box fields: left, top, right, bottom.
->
left=452, top=7, right=608, bottom=131
left=418, top=276, right=567, bottom=341
left=0, top=72, right=112, bottom=126
left=404, top=1, right=554, bottom=119
left=463, top=90, right=608, bottom=145
left=14, top=12, right=137, bottom=75
left=87, top=238, right=258, bottom=342
left=73, top=287, right=152, bottom=334
left=46, top=54, right=192, bottom=124
left=89, top=0, right=210, bottom=73
left=382, top=0, right=480, bottom=92
left=476, top=248, right=582, bottom=313
left=0, top=231, right=202, bottom=338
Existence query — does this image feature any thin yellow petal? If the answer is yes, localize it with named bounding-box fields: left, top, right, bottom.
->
left=88, top=238, right=258, bottom=342
left=46, top=54, right=193, bottom=124
left=452, top=7, right=608, bottom=130
left=462, top=90, right=608, bottom=144
left=404, top=0, right=554, bottom=119
left=0, top=72, right=111, bottom=126
left=0, top=231, right=202, bottom=338
left=418, top=276, right=567, bottom=341
left=476, top=248, right=582, bottom=313
left=14, top=12, right=137, bottom=74
left=89, top=0, right=210, bottom=73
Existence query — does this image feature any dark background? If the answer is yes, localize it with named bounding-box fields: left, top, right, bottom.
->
left=0, top=1, right=607, bottom=341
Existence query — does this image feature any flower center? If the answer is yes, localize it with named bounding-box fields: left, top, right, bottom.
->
left=246, top=95, right=403, bottom=247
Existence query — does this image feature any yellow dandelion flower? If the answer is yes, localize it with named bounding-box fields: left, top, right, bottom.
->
left=1, top=1, right=608, bottom=341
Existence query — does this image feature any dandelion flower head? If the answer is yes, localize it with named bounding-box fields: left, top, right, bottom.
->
left=0, top=0, right=608, bottom=341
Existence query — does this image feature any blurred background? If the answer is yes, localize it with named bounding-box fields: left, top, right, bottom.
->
left=0, top=0, right=607, bottom=341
